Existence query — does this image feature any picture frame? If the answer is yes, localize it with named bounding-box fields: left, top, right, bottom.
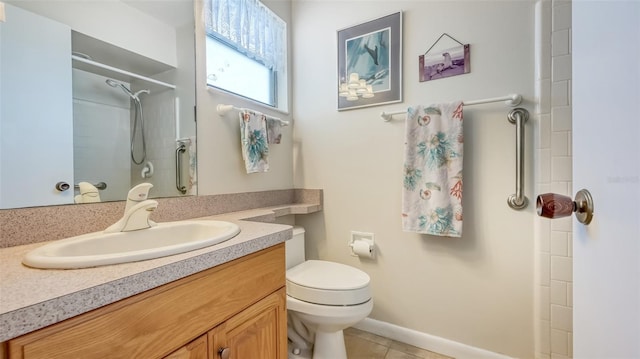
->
left=419, top=44, right=470, bottom=82
left=337, top=11, right=402, bottom=111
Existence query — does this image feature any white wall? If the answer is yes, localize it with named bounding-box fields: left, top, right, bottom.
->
left=149, top=21, right=198, bottom=196
left=195, top=0, right=294, bottom=195
left=6, top=1, right=177, bottom=67
left=291, top=1, right=536, bottom=357
left=175, top=23, right=197, bottom=143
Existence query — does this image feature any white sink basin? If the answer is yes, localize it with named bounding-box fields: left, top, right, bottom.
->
left=23, top=220, right=241, bottom=269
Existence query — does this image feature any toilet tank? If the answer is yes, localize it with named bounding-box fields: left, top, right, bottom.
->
left=285, top=226, right=305, bottom=269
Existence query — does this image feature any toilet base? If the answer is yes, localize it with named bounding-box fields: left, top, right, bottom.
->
left=288, top=341, right=311, bottom=359
left=287, top=330, right=348, bottom=359
left=312, top=330, right=347, bottom=359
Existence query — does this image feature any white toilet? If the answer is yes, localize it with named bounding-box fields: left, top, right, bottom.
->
left=285, top=226, right=373, bottom=359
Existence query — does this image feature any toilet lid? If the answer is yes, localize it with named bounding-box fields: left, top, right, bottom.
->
left=286, top=260, right=371, bottom=306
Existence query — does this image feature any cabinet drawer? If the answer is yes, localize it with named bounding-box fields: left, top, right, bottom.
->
left=8, top=244, right=285, bottom=359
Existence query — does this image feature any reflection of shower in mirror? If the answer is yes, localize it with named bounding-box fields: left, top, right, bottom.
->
left=0, top=1, right=197, bottom=209
left=105, top=79, right=150, bottom=165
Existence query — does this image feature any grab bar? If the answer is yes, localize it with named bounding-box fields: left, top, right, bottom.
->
left=53, top=181, right=107, bottom=192
left=507, top=108, right=529, bottom=209
left=74, top=182, right=107, bottom=190
left=175, top=143, right=187, bottom=194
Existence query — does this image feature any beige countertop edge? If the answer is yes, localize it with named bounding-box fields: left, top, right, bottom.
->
left=0, top=204, right=317, bottom=342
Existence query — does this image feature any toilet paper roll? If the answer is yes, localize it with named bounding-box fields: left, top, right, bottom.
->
left=352, top=240, right=374, bottom=258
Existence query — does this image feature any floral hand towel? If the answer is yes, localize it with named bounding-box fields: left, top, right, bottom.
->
left=266, top=118, right=283, bottom=144
left=239, top=110, right=269, bottom=173
left=402, top=102, right=464, bottom=237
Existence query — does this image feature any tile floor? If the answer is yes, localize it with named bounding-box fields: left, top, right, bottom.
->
left=344, top=327, right=454, bottom=359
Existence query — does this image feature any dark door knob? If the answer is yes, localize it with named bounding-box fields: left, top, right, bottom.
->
left=536, top=189, right=594, bottom=225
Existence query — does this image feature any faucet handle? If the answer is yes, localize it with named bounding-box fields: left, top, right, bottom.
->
left=128, top=183, right=154, bottom=201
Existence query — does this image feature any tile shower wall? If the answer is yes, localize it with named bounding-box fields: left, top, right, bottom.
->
left=72, top=69, right=131, bottom=201
left=133, top=86, right=178, bottom=198
left=535, top=1, right=573, bottom=358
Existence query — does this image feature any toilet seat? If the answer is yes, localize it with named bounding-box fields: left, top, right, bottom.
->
left=287, top=295, right=373, bottom=319
left=286, top=260, right=371, bottom=306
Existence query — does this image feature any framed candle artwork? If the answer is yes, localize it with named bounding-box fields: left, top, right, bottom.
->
left=337, top=11, right=402, bottom=111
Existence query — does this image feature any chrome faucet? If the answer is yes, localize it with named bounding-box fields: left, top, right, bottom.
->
left=105, top=183, right=158, bottom=233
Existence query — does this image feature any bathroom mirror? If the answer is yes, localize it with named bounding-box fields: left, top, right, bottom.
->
left=0, top=0, right=197, bottom=209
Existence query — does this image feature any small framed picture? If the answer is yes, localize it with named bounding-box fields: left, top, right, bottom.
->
left=419, top=44, right=470, bottom=82
left=337, top=11, right=402, bottom=111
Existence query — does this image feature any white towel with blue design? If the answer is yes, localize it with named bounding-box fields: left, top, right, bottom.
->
left=239, top=110, right=269, bottom=173
left=402, top=101, right=464, bottom=237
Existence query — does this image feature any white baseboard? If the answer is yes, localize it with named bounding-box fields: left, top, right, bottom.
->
left=352, top=318, right=513, bottom=359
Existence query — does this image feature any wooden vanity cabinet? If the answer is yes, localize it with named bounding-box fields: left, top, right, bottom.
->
left=164, top=335, right=208, bottom=359
left=208, top=290, right=285, bottom=359
left=5, top=244, right=287, bottom=359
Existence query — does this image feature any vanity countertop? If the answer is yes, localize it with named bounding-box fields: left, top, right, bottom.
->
left=0, top=203, right=318, bottom=342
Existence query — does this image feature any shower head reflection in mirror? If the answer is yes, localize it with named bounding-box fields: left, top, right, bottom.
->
left=105, top=79, right=150, bottom=165
left=105, top=78, right=150, bottom=101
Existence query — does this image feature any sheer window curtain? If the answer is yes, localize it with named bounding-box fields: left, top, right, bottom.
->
left=205, top=0, right=286, bottom=73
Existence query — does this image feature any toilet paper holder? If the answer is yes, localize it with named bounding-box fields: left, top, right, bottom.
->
left=349, top=231, right=375, bottom=258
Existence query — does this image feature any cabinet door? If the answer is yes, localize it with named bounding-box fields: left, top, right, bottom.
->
left=209, top=289, right=287, bottom=359
left=164, top=335, right=208, bottom=359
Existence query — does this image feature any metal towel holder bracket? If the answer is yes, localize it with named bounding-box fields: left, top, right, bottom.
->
left=507, top=108, right=529, bottom=210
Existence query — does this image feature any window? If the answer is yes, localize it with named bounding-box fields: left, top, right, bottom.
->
left=204, top=0, right=287, bottom=110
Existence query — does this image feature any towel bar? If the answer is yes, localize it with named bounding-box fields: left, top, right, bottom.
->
left=380, top=94, right=522, bottom=121
left=216, top=104, right=290, bottom=126
left=384, top=96, right=529, bottom=211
